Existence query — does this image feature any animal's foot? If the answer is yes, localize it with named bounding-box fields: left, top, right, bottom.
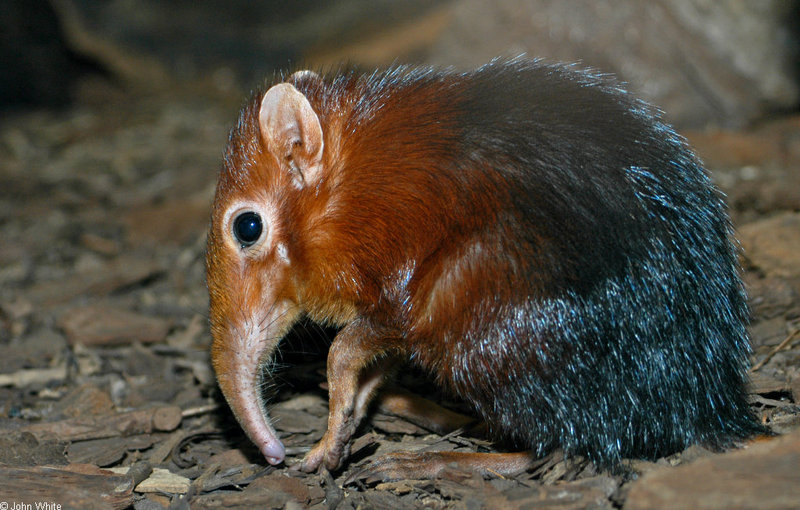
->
left=344, top=451, right=446, bottom=484
left=344, top=450, right=537, bottom=484
left=298, top=419, right=355, bottom=473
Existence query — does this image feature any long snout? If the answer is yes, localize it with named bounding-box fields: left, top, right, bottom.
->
left=218, top=354, right=285, bottom=464
left=211, top=304, right=300, bottom=465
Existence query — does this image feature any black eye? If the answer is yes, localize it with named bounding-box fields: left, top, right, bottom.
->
left=232, top=212, right=263, bottom=247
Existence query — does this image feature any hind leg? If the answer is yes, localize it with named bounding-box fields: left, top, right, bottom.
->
left=346, top=451, right=536, bottom=483
left=376, top=386, right=478, bottom=434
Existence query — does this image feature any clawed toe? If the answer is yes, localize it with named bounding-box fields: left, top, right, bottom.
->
left=298, top=437, right=351, bottom=473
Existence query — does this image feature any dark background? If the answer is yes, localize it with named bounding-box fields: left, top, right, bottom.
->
left=2, top=0, right=799, bottom=128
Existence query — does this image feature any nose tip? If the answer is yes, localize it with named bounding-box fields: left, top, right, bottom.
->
left=262, top=440, right=286, bottom=465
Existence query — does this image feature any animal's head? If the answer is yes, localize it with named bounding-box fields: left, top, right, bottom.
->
left=206, top=72, right=330, bottom=464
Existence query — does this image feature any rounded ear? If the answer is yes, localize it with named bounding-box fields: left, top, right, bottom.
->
left=259, top=83, right=323, bottom=188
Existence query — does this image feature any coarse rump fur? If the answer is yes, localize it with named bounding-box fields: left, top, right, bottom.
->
left=223, top=58, right=765, bottom=467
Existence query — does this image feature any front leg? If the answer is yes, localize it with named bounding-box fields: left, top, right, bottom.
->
left=300, top=319, right=401, bottom=472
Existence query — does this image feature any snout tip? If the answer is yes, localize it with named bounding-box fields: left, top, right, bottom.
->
left=262, top=439, right=286, bottom=465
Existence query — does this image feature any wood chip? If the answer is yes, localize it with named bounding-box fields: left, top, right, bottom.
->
left=791, top=375, right=800, bottom=404
left=0, top=464, right=134, bottom=510
left=27, top=256, right=163, bottom=307
left=749, top=372, right=792, bottom=395
left=0, top=366, right=67, bottom=387
left=53, top=383, right=115, bottom=418
left=739, top=212, right=800, bottom=279
left=67, top=435, right=156, bottom=466
left=22, top=405, right=183, bottom=442
left=109, top=466, right=191, bottom=494
left=0, top=432, right=68, bottom=467
left=59, top=304, right=171, bottom=346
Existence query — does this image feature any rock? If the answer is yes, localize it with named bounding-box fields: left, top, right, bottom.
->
left=428, top=0, right=799, bottom=128
left=625, top=430, right=800, bottom=509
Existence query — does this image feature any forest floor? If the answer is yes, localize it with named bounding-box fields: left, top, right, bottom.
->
left=1, top=83, right=799, bottom=509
